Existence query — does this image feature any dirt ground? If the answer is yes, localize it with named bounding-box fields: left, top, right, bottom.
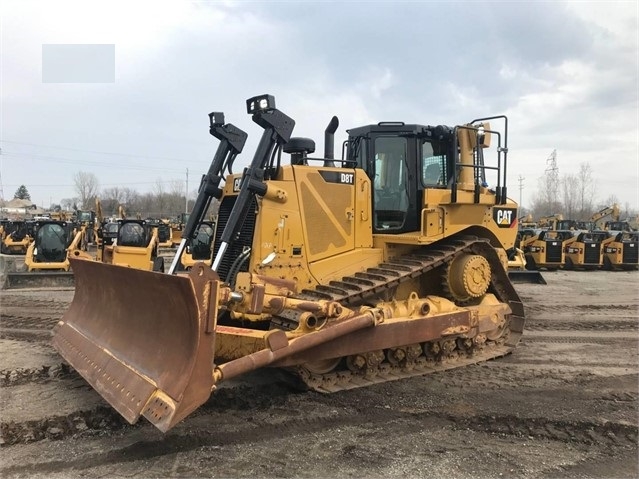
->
left=1, top=270, right=637, bottom=478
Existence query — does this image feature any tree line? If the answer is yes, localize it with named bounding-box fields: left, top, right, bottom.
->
left=529, top=161, right=636, bottom=221
left=54, top=171, right=218, bottom=219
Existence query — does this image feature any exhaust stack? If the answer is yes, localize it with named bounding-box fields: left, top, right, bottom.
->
left=323, top=116, right=339, bottom=167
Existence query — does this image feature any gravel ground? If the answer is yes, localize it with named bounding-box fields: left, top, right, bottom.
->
left=1, top=269, right=637, bottom=478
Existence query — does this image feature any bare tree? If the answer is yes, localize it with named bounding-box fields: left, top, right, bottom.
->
left=576, top=162, right=595, bottom=219
left=60, top=197, right=79, bottom=211
left=73, top=171, right=100, bottom=209
left=561, top=174, right=579, bottom=220
left=531, top=171, right=562, bottom=218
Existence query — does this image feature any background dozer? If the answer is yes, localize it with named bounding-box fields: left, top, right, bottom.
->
left=52, top=95, right=525, bottom=433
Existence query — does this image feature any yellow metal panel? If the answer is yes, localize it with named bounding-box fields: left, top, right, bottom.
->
left=294, top=167, right=355, bottom=262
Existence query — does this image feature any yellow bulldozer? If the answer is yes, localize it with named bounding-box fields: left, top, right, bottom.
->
left=52, top=95, right=525, bottom=433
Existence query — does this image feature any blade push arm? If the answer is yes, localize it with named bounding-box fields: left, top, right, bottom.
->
left=212, top=94, right=295, bottom=271
left=168, top=114, right=248, bottom=274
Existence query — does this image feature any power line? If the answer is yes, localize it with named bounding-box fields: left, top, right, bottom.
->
left=0, top=139, right=203, bottom=163
left=0, top=151, right=188, bottom=173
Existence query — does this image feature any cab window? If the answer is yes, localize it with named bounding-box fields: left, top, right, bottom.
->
left=421, top=140, right=446, bottom=187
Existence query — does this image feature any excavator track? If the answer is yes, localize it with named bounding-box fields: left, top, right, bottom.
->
left=274, top=234, right=525, bottom=393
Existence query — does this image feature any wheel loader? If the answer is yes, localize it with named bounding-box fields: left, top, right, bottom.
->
left=52, top=95, right=525, bottom=433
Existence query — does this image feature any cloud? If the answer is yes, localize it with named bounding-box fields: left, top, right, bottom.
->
left=0, top=0, right=637, bottom=210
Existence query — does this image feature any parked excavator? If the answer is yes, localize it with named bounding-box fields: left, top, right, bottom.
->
left=52, top=95, right=525, bottom=433
left=591, top=204, right=620, bottom=230
left=536, top=214, right=563, bottom=230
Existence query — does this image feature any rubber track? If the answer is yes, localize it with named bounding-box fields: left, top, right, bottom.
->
left=276, top=234, right=526, bottom=392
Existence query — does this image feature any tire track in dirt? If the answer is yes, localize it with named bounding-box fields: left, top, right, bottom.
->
left=2, top=400, right=636, bottom=476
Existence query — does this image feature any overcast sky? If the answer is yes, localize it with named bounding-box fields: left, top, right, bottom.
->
left=1, top=0, right=637, bottom=212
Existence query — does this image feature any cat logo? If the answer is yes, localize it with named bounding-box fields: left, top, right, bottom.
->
left=492, top=207, right=517, bottom=228
left=232, top=177, right=242, bottom=192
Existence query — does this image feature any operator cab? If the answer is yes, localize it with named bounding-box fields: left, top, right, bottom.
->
left=346, top=123, right=456, bottom=234
left=188, top=221, right=215, bottom=260
left=33, top=221, right=68, bottom=263
left=117, top=220, right=152, bottom=248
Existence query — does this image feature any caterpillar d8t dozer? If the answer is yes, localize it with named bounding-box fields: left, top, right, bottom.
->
left=52, top=95, right=524, bottom=433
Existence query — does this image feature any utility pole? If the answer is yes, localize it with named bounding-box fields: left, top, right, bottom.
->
left=185, top=168, right=189, bottom=214
left=518, top=175, right=525, bottom=209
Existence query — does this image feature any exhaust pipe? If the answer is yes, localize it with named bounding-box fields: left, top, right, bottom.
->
left=323, top=116, right=339, bottom=167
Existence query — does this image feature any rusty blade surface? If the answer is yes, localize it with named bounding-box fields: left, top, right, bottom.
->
left=52, top=258, right=217, bottom=432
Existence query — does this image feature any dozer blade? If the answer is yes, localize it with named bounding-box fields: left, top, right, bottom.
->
left=508, top=270, right=547, bottom=284
left=52, top=257, right=219, bottom=432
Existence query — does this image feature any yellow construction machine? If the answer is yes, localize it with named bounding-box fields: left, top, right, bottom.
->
left=147, top=218, right=174, bottom=248
left=563, top=230, right=607, bottom=270
left=24, top=220, right=92, bottom=271
left=0, top=219, right=33, bottom=254
left=536, top=214, right=563, bottom=230
left=179, top=221, right=215, bottom=270
left=104, top=219, right=163, bottom=271
left=506, top=228, right=546, bottom=284
left=75, top=209, right=98, bottom=248
left=521, top=229, right=575, bottom=271
left=591, top=204, right=620, bottom=230
left=170, top=213, right=190, bottom=246
left=52, top=95, right=525, bottom=433
left=602, top=230, right=639, bottom=270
